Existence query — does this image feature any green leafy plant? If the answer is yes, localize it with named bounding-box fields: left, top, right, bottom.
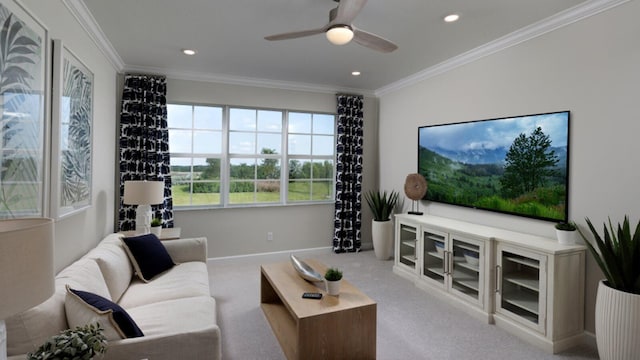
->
left=555, top=221, right=576, bottom=231
left=324, top=267, right=343, bottom=281
left=28, top=322, right=107, bottom=360
left=364, top=190, right=399, bottom=221
left=150, top=217, right=162, bottom=227
left=578, top=216, right=640, bottom=295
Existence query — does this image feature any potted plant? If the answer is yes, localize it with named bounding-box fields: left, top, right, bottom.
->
left=324, top=267, right=343, bottom=296
left=578, top=216, right=640, bottom=360
left=555, top=221, right=577, bottom=245
left=28, top=322, right=107, bottom=360
left=364, top=190, right=399, bottom=260
left=150, top=217, right=162, bottom=237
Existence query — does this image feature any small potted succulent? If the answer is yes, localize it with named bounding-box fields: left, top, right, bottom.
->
left=28, top=323, right=107, bottom=360
left=324, top=267, right=343, bottom=296
left=555, top=221, right=577, bottom=245
left=150, top=217, right=162, bottom=237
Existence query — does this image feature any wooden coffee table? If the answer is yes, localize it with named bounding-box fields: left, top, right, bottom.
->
left=260, top=259, right=377, bottom=360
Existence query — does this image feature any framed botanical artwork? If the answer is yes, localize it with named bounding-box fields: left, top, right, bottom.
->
left=50, top=39, right=93, bottom=219
left=0, top=0, right=49, bottom=219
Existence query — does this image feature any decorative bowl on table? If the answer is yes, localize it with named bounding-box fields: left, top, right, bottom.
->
left=290, top=254, right=324, bottom=282
left=434, top=241, right=445, bottom=256
left=463, top=250, right=480, bottom=266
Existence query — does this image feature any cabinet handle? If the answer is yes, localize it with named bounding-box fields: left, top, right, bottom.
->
left=495, top=265, right=502, bottom=293
left=443, top=251, right=449, bottom=275
left=442, top=251, right=447, bottom=274
left=448, top=251, right=453, bottom=274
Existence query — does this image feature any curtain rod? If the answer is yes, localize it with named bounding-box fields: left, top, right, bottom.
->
left=336, top=93, right=364, bottom=98
left=124, top=73, right=166, bottom=79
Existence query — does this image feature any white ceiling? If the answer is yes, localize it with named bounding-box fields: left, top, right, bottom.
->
left=80, top=0, right=593, bottom=93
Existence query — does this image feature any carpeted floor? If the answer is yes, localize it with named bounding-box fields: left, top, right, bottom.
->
left=208, top=249, right=599, bottom=360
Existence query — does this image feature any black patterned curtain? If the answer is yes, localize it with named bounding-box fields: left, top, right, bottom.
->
left=333, top=94, right=364, bottom=253
left=118, top=75, right=173, bottom=230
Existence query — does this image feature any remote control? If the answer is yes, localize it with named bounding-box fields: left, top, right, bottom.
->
left=302, top=292, right=323, bottom=299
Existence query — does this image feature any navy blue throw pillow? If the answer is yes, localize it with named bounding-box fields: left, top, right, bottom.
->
left=68, top=288, right=144, bottom=338
left=122, top=233, right=175, bottom=282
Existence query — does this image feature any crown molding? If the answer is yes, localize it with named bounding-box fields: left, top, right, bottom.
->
left=65, top=0, right=626, bottom=98
left=62, top=0, right=125, bottom=71
left=375, top=0, right=629, bottom=96
left=123, top=65, right=376, bottom=97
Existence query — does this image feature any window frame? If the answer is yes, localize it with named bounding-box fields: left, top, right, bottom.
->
left=167, top=103, right=336, bottom=209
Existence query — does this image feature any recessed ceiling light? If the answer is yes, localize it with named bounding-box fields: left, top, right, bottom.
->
left=182, top=49, right=197, bottom=55
left=444, top=14, right=460, bottom=23
left=352, top=71, right=361, bottom=76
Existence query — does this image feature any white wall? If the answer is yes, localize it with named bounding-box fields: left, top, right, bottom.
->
left=378, top=0, right=639, bottom=333
left=21, top=0, right=117, bottom=272
left=167, top=79, right=379, bottom=257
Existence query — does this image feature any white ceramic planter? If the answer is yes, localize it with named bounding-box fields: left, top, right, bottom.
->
left=595, top=280, right=640, bottom=360
left=325, top=279, right=341, bottom=296
left=150, top=226, right=162, bottom=237
left=555, top=229, right=576, bottom=245
left=372, top=220, right=393, bottom=260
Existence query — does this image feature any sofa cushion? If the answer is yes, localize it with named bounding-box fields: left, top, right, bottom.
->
left=65, top=286, right=143, bottom=340
left=118, top=262, right=210, bottom=309
left=105, top=297, right=221, bottom=360
left=85, top=240, right=133, bottom=302
left=58, top=258, right=112, bottom=300
left=122, top=234, right=175, bottom=282
left=125, top=296, right=217, bottom=337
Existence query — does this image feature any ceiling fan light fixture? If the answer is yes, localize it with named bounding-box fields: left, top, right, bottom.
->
left=326, top=25, right=353, bottom=45
left=444, top=14, right=460, bottom=23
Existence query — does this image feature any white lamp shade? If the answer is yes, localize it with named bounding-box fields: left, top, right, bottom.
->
left=326, top=25, right=354, bottom=45
left=0, top=218, right=54, bottom=319
left=123, top=180, right=164, bottom=205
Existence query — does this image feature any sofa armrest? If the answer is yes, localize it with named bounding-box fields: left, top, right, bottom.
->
left=161, top=237, right=208, bottom=263
left=104, top=325, right=221, bottom=360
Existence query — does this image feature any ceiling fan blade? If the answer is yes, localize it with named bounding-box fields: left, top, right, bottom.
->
left=265, top=27, right=326, bottom=41
left=353, top=28, right=398, bottom=53
left=334, top=0, right=368, bottom=24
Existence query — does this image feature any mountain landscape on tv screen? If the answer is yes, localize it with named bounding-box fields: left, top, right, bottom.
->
left=418, top=112, right=569, bottom=222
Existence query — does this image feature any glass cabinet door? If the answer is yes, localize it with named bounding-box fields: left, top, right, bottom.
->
left=421, top=229, right=447, bottom=287
left=449, top=236, right=484, bottom=306
left=496, top=244, right=547, bottom=334
left=398, top=223, right=418, bottom=271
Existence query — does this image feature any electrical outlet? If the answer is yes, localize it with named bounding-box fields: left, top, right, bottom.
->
left=267, top=232, right=273, bottom=241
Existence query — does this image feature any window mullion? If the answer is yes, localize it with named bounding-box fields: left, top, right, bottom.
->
left=221, top=106, right=229, bottom=207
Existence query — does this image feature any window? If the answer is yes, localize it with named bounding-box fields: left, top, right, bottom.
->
left=288, top=112, right=335, bottom=202
left=167, top=104, right=335, bottom=208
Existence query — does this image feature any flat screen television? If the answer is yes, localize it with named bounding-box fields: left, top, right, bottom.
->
left=418, top=111, right=570, bottom=223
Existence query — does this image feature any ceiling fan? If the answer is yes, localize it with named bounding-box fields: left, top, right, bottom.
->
left=264, top=0, right=398, bottom=53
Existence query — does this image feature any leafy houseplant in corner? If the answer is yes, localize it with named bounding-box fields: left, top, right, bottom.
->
left=28, top=322, right=107, bottom=360
left=150, top=217, right=162, bottom=237
left=324, top=267, right=343, bottom=296
left=364, top=190, right=399, bottom=260
left=579, top=216, right=640, bottom=360
left=555, top=221, right=577, bottom=245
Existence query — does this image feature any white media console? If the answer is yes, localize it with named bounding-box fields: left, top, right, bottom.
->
left=393, top=213, right=585, bottom=353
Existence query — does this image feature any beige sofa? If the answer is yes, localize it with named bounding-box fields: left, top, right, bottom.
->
left=6, top=233, right=221, bottom=360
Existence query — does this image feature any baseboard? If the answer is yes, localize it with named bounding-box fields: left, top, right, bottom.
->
left=582, top=330, right=597, bottom=351
left=360, top=242, right=373, bottom=251
left=207, top=246, right=333, bottom=266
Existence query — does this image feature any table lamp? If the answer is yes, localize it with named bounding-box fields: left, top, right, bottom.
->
left=0, top=218, right=55, bottom=360
left=123, top=180, right=164, bottom=234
